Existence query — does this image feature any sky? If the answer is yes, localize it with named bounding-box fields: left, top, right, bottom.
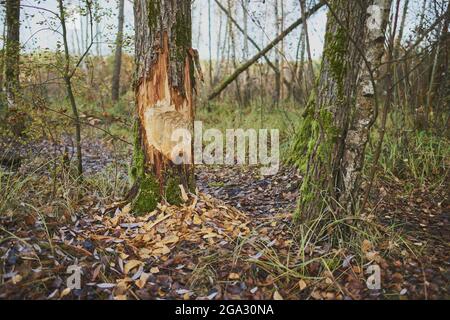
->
left=0, top=0, right=439, bottom=61
left=0, top=0, right=328, bottom=61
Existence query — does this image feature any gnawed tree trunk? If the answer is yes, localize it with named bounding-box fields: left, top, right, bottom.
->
left=4, top=0, right=21, bottom=108
left=131, top=0, right=195, bottom=214
left=292, top=0, right=391, bottom=221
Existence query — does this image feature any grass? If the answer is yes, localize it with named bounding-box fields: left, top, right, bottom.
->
left=1, top=96, right=446, bottom=299
left=366, top=125, right=450, bottom=188
left=199, top=101, right=449, bottom=191
left=0, top=169, right=31, bottom=216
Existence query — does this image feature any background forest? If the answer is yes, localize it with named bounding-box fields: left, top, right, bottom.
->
left=0, top=0, right=448, bottom=300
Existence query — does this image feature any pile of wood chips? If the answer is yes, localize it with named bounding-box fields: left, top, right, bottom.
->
left=84, top=192, right=251, bottom=288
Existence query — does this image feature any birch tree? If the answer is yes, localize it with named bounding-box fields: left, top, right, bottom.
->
left=3, top=0, right=21, bottom=108
left=292, top=0, right=392, bottom=221
left=111, top=0, right=125, bottom=102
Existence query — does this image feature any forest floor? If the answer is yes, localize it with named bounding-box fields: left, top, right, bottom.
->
left=0, top=134, right=448, bottom=300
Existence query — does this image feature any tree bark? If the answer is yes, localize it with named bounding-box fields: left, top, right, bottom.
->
left=131, top=0, right=195, bottom=214
left=4, top=0, right=21, bottom=108
left=58, top=0, right=84, bottom=179
left=111, top=0, right=125, bottom=102
left=292, top=0, right=391, bottom=221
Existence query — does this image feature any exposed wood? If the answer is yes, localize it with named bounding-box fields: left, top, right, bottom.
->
left=132, top=0, right=195, bottom=214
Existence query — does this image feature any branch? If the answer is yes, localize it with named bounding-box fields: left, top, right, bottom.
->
left=213, top=0, right=279, bottom=73
left=208, top=1, right=325, bottom=101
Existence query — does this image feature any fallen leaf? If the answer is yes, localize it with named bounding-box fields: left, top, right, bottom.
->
left=124, top=260, right=143, bottom=274
left=193, top=215, right=202, bottom=225
left=122, top=204, right=131, bottom=215
left=150, top=267, right=160, bottom=274
left=152, top=245, right=171, bottom=256
left=97, top=283, right=116, bottom=289
left=299, top=279, right=307, bottom=291
left=162, top=234, right=179, bottom=245
left=60, top=287, right=71, bottom=298
left=207, top=291, right=218, bottom=300
left=228, top=273, right=240, bottom=280
left=273, top=291, right=283, bottom=300
left=361, top=240, right=373, bottom=253
left=135, top=273, right=150, bottom=289
left=114, top=281, right=128, bottom=296
left=12, top=274, right=22, bottom=284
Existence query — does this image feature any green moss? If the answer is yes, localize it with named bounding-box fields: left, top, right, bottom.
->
left=173, top=4, right=191, bottom=52
left=165, top=175, right=182, bottom=206
left=172, top=2, right=193, bottom=83
left=323, top=10, right=347, bottom=101
left=164, top=167, right=195, bottom=205
left=132, top=174, right=161, bottom=215
left=290, top=3, right=349, bottom=221
left=289, top=100, right=339, bottom=221
left=147, top=0, right=160, bottom=31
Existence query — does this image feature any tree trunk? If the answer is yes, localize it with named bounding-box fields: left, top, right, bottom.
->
left=292, top=0, right=391, bottom=221
left=131, top=0, right=195, bottom=214
left=273, top=0, right=281, bottom=105
left=4, top=0, right=21, bottom=108
left=58, top=0, right=83, bottom=179
left=111, top=0, right=125, bottom=102
left=0, top=14, right=6, bottom=111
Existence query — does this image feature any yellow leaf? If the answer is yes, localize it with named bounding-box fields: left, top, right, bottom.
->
left=139, top=248, right=152, bottom=259
left=60, top=287, right=71, bottom=298
left=228, top=273, right=240, bottom=280
left=162, top=234, right=179, bottom=244
left=361, top=239, right=372, bottom=253
left=119, top=252, right=129, bottom=260
left=122, top=204, right=131, bottom=215
left=203, top=232, right=218, bottom=239
left=135, top=273, right=150, bottom=289
left=12, top=274, right=22, bottom=284
left=124, top=260, right=143, bottom=274
left=114, top=295, right=127, bottom=300
left=142, top=233, right=152, bottom=242
left=273, top=291, right=283, bottom=300
left=153, top=245, right=170, bottom=256
left=299, top=279, right=307, bottom=291
left=115, top=281, right=128, bottom=295
left=311, top=290, right=322, bottom=300
left=193, top=215, right=202, bottom=225
left=150, top=267, right=160, bottom=274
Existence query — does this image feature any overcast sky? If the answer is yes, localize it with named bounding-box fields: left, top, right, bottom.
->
left=0, top=0, right=430, bottom=61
